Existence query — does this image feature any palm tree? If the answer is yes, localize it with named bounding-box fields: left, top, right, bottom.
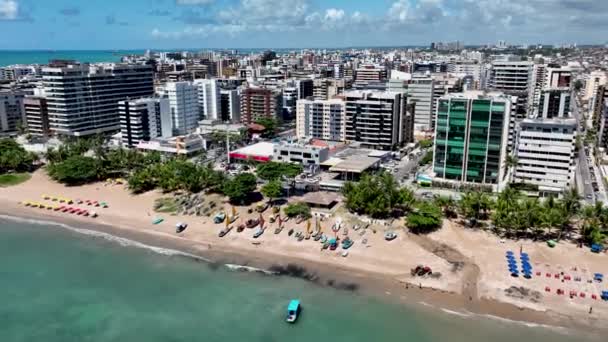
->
left=561, top=188, right=581, bottom=218
left=434, top=195, right=457, bottom=218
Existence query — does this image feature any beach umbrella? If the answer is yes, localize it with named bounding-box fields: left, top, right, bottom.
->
left=506, top=251, right=514, bottom=255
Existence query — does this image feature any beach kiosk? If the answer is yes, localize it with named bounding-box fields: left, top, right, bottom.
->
left=286, top=299, right=301, bottom=323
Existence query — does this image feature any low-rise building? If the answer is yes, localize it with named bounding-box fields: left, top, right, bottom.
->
left=136, top=134, right=206, bottom=155
left=273, top=141, right=329, bottom=165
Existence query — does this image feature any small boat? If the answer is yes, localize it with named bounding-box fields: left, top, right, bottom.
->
left=269, top=215, right=276, bottom=223
left=320, top=235, right=327, bottom=244
left=342, top=251, right=349, bottom=257
left=295, top=216, right=305, bottom=224
left=329, top=238, right=338, bottom=250
left=274, top=226, right=283, bottom=234
left=218, top=227, right=232, bottom=237
left=313, top=233, right=322, bottom=241
left=214, top=212, right=226, bottom=224
left=286, top=300, right=301, bottom=323
left=353, top=224, right=360, bottom=231
left=342, top=238, right=354, bottom=250
left=245, top=218, right=260, bottom=229
left=288, top=229, right=294, bottom=236
left=152, top=217, right=164, bottom=225
left=384, top=231, right=397, bottom=241
left=342, top=227, right=349, bottom=236
left=175, top=222, right=188, bottom=233
left=298, top=234, right=305, bottom=242
left=253, top=227, right=264, bottom=238
left=331, top=223, right=341, bottom=233
left=237, top=224, right=246, bottom=233
left=295, top=231, right=302, bottom=238
left=90, top=211, right=98, bottom=218
left=256, top=203, right=269, bottom=213
left=283, top=216, right=291, bottom=222
left=322, top=242, right=330, bottom=250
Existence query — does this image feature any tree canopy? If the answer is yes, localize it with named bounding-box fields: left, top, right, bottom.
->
left=342, top=172, right=414, bottom=218
left=407, top=202, right=443, bottom=234
left=0, top=138, right=36, bottom=173
left=47, top=155, right=102, bottom=185
left=261, top=180, right=282, bottom=201
left=283, top=202, right=311, bottom=219
left=222, top=173, right=257, bottom=204
left=254, top=117, right=278, bottom=138
left=256, top=161, right=303, bottom=181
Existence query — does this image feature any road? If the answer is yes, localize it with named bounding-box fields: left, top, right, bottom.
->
left=572, top=93, right=596, bottom=204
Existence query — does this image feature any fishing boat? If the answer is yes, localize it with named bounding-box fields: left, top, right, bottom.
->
left=353, top=224, right=360, bottom=231
left=384, top=231, right=397, bottom=241
left=295, top=231, right=302, bottom=239
left=341, top=251, right=349, bottom=257
left=274, top=226, right=283, bottom=234
left=331, top=221, right=341, bottom=233
left=236, top=224, right=246, bottom=233
left=214, top=212, right=226, bottom=224
left=245, top=218, right=259, bottom=228
left=175, top=222, right=188, bottom=233
left=219, top=220, right=232, bottom=237
left=253, top=227, right=264, bottom=238
left=269, top=215, right=276, bottom=223
left=313, top=233, right=322, bottom=241
left=298, top=234, right=305, bottom=242
left=320, top=235, right=327, bottom=244
left=286, top=300, right=301, bottom=323
left=322, top=242, right=330, bottom=250
left=256, top=202, right=269, bottom=213
left=228, top=207, right=239, bottom=224
left=288, top=228, right=294, bottom=236
left=329, top=238, right=338, bottom=250
left=152, top=217, right=164, bottom=225
left=342, top=237, right=354, bottom=250
left=342, top=227, right=349, bottom=236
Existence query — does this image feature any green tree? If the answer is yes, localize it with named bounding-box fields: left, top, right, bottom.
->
left=459, top=192, right=493, bottom=223
left=255, top=117, right=278, bottom=138
left=0, top=138, right=36, bottom=173
left=434, top=195, right=457, bottom=218
left=127, top=168, right=156, bottom=194
left=407, top=202, right=443, bottom=234
left=222, top=173, right=257, bottom=204
left=419, top=139, right=433, bottom=149
left=283, top=202, right=311, bottom=219
left=47, top=155, right=103, bottom=185
left=256, top=162, right=303, bottom=181
left=342, top=172, right=414, bottom=218
left=261, top=180, right=282, bottom=203
left=419, top=150, right=433, bottom=166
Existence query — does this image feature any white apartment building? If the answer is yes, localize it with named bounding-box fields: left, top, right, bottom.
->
left=354, top=65, right=387, bottom=86
left=407, top=76, right=434, bottom=131
left=41, top=63, right=154, bottom=136
left=513, top=119, right=577, bottom=196
left=118, top=98, right=172, bottom=147
left=296, top=98, right=346, bottom=142
left=585, top=70, right=607, bottom=101
left=164, top=82, right=200, bottom=135
left=487, top=61, right=533, bottom=94
left=193, top=79, right=220, bottom=120
left=0, top=90, right=25, bottom=135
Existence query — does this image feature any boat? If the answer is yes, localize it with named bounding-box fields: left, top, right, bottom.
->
left=295, top=216, right=305, bottom=224
left=384, top=231, right=397, bottom=241
left=283, top=216, right=291, bottom=222
left=152, top=217, right=164, bottom=225
left=322, top=242, right=330, bottom=250
left=214, top=212, right=226, bottom=224
left=353, top=224, right=360, bottom=231
left=253, top=227, right=264, bottom=238
left=218, top=226, right=232, bottom=237
left=331, top=221, right=341, bottom=233
left=298, top=234, right=305, bottom=241
left=245, top=218, right=260, bottom=229
left=329, top=238, right=338, bottom=250
left=286, top=300, right=301, bottom=323
left=256, top=203, right=269, bottom=213
left=313, top=233, right=322, bottom=241
left=269, top=215, right=276, bottom=223
left=342, top=238, right=354, bottom=250
left=236, top=224, right=246, bottom=233
left=341, top=251, right=349, bottom=257
left=288, top=229, right=294, bottom=236
left=175, top=222, right=188, bottom=233
left=90, top=211, right=98, bottom=218
left=274, top=226, right=283, bottom=234
left=295, top=231, right=302, bottom=238
left=342, top=227, right=349, bottom=236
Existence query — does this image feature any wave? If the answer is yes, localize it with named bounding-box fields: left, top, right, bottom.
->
left=224, top=264, right=278, bottom=275
left=0, top=214, right=212, bottom=263
left=440, top=308, right=473, bottom=318
left=480, top=314, right=569, bottom=334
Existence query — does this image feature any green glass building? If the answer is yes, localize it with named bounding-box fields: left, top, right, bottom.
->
left=433, top=93, right=512, bottom=186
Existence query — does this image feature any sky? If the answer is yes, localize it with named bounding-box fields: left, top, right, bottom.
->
left=1, top=0, right=608, bottom=50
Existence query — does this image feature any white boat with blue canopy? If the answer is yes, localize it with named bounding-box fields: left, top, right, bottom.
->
left=286, top=299, right=301, bottom=323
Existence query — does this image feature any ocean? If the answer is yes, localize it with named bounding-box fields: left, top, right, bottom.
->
left=0, top=217, right=597, bottom=342
left=0, top=50, right=142, bottom=67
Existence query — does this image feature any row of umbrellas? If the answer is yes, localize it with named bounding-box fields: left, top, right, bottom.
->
left=506, top=251, right=533, bottom=278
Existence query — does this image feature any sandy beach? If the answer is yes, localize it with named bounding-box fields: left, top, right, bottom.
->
left=1, top=170, right=607, bottom=335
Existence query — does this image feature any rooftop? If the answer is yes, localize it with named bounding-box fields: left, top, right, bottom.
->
left=300, top=192, right=340, bottom=207
left=329, top=155, right=380, bottom=173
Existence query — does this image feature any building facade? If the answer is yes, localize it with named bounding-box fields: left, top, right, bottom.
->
left=193, top=79, right=220, bottom=120
left=164, top=81, right=200, bottom=135
left=220, top=89, right=240, bottom=123
left=118, top=97, right=172, bottom=147
left=513, top=119, right=576, bottom=196
left=273, top=142, right=330, bottom=165
left=239, top=87, right=282, bottom=125
left=537, top=88, right=571, bottom=119
left=433, top=92, right=512, bottom=189
left=23, top=96, right=51, bottom=138
left=296, top=98, right=346, bottom=141
left=41, top=63, right=154, bottom=136
left=344, top=90, right=414, bottom=151
left=0, top=90, right=25, bottom=135
left=407, top=76, right=435, bottom=131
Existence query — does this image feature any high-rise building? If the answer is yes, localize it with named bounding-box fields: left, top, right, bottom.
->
left=313, top=78, right=352, bottom=100
left=407, top=76, right=435, bottom=131
left=433, top=92, right=512, bottom=189
left=344, top=90, right=414, bottom=150
left=513, top=119, right=576, bottom=196
left=220, top=89, right=240, bottom=123
left=585, top=70, right=607, bottom=102
left=118, top=97, right=172, bottom=147
left=193, top=79, right=220, bottom=120
left=487, top=61, right=533, bottom=115
left=23, top=96, right=51, bottom=138
left=537, top=88, right=571, bottom=119
left=41, top=63, right=154, bottom=136
left=354, top=65, right=387, bottom=86
left=0, top=90, right=25, bottom=135
left=296, top=98, right=346, bottom=141
left=164, top=82, right=200, bottom=135
left=295, top=79, right=313, bottom=99
left=240, top=87, right=282, bottom=125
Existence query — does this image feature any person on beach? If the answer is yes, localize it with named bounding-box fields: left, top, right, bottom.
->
left=589, top=306, right=593, bottom=314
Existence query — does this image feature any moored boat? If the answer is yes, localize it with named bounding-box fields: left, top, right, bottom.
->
left=236, top=224, right=246, bottom=233
left=342, top=237, right=354, bottom=250
left=213, top=212, right=226, bottom=224
left=175, top=222, right=188, bottom=233
left=245, top=218, right=260, bottom=229
left=384, top=231, right=397, bottom=241
left=253, top=227, right=264, bottom=238
left=286, top=300, right=301, bottom=323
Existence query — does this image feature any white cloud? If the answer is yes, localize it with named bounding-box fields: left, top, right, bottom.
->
left=0, top=0, right=18, bottom=20
left=325, top=8, right=345, bottom=22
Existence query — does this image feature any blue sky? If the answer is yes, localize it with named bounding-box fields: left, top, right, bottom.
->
left=1, top=0, right=607, bottom=50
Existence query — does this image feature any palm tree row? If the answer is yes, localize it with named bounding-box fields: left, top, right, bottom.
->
left=457, top=187, right=605, bottom=244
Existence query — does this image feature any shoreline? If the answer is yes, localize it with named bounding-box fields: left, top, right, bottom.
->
left=0, top=208, right=600, bottom=338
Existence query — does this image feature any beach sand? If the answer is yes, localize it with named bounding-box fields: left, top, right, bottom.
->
left=1, top=170, right=607, bottom=334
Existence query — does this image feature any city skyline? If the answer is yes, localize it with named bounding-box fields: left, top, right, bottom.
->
left=1, top=0, right=608, bottom=50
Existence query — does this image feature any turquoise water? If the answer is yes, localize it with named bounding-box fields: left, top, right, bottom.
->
left=0, top=218, right=596, bottom=342
left=0, top=50, right=143, bottom=66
